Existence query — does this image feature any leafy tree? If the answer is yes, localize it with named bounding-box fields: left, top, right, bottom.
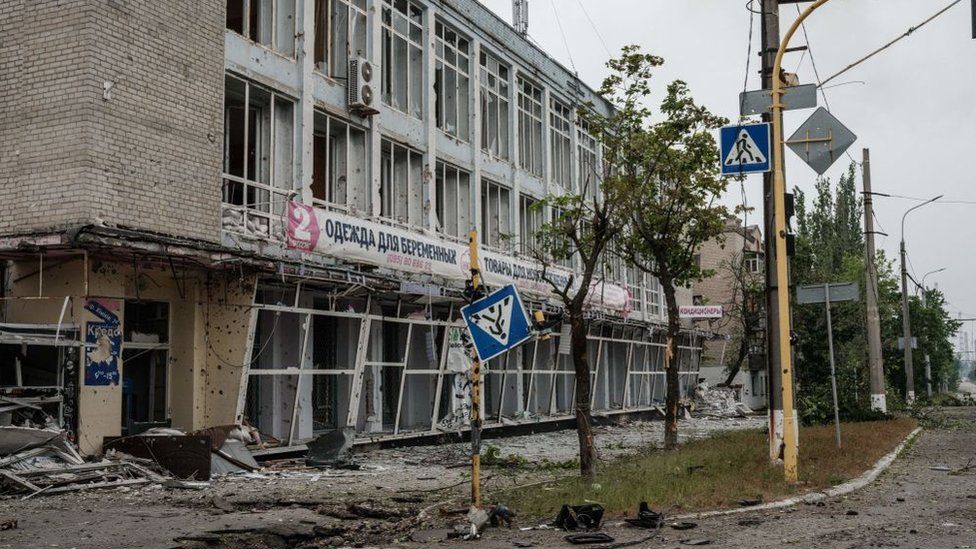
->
left=605, top=46, right=731, bottom=449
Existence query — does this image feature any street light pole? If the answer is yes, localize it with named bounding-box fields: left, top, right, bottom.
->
left=771, top=0, right=831, bottom=483
left=919, top=267, right=945, bottom=398
left=899, top=196, right=942, bottom=404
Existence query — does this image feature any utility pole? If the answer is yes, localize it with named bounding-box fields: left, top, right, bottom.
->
left=760, top=0, right=788, bottom=464
left=862, top=149, right=887, bottom=412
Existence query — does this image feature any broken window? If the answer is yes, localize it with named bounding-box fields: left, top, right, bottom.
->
left=226, top=0, right=296, bottom=57
left=380, top=139, right=424, bottom=226
left=313, top=0, right=367, bottom=78
left=381, top=0, right=424, bottom=118
left=122, top=301, right=170, bottom=434
left=519, top=195, right=543, bottom=256
left=479, top=51, right=510, bottom=160
left=626, top=265, right=644, bottom=316
left=577, top=119, right=600, bottom=200
left=222, top=74, right=295, bottom=238
left=434, top=162, right=472, bottom=239
left=645, top=276, right=662, bottom=318
left=312, top=111, right=368, bottom=213
left=434, top=21, right=470, bottom=140
left=480, top=179, right=512, bottom=250
left=517, top=77, right=544, bottom=177
left=550, top=99, right=573, bottom=190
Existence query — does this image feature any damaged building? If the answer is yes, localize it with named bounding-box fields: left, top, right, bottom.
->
left=0, top=0, right=702, bottom=457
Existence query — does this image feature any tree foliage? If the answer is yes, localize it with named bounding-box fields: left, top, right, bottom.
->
left=791, top=164, right=960, bottom=423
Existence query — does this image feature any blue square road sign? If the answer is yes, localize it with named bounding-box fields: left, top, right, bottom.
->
left=460, top=284, right=533, bottom=363
left=720, top=122, right=771, bottom=176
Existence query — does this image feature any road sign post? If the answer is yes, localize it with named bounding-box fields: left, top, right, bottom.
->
left=465, top=230, right=484, bottom=520
left=720, top=122, right=772, bottom=176
left=797, top=282, right=860, bottom=449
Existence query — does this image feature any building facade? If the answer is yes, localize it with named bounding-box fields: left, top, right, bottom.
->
left=0, top=0, right=700, bottom=454
left=692, top=217, right=767, bottom=410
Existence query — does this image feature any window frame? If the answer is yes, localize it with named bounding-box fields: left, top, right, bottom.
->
left=311, top=110, right=369, bottom=213
left=517, top=77, right=545, bottom=177
left=434, top=20, right=471, bottom=141
left=480, top=50, right=511, bottom=160
left=226, top=0, right=297, bottom=58
left=434, top=161, right=472, bottom=240
left=549, top=98, right=573, bottom=190
left=480, top=179, right=513, bottom=250
left=381, top=0, right=425, bottom=118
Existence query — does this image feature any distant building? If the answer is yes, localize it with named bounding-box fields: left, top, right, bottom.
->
left=692, top=217, right=766, bottom=410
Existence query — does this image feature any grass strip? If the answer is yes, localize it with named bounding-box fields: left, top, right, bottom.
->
left=494, top=417, right=917, bottom=518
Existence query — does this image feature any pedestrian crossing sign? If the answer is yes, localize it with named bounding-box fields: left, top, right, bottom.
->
left=461, top=284, right=533, bottom=363
left=720, top=122, right=771, bottom=175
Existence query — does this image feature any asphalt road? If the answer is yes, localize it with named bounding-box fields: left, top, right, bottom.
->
left=444, top=407, right=976, bottom=549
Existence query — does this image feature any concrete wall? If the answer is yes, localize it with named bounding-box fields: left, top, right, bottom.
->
left=0, top=1, right=225, bottom=242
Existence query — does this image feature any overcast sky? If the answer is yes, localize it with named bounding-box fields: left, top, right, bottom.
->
left=481, top=0, right=976, bottom=348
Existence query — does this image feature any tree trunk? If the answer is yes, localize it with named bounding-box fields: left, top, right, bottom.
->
left=569, top=312, right=597, bottom=478
left=662, top=284, right=682, bottom=450
left=723, top=338, right=749, bottom=387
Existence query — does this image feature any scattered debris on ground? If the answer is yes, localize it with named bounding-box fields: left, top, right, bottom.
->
left=694, top=381, right=753, bottom=418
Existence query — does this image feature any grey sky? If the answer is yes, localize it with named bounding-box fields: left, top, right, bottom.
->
left=480, top=0, right=976, bottom=341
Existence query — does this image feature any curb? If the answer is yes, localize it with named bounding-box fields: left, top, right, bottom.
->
left=673, top=426, right=924, bottom=521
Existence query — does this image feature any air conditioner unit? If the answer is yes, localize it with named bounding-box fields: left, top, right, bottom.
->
left=348, top=57, right=379, bottom=116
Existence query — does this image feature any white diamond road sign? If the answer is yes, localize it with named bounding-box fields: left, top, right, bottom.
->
left=720, top=122, right=771, bottom=176
left=460, top=284, right=533, bottom=363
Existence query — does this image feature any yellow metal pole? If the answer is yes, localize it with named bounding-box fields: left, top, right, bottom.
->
left=771, top=0, right=831, bottom=483
left=468, top=229, right=483, bottom=508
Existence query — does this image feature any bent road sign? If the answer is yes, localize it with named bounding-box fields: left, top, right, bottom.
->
left=461, top=284, right=533, bottom=363
left=720, top=123, right=771, bottom=176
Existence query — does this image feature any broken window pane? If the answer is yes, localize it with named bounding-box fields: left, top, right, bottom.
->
left=518, top=78, right=544, bottom=177
left=227, top=0, right=245, bottom=34
left=312, top=111, right=368, bottom=213
left=380, top=139, right=423, bottom=226
left=480, top=51, right=509, bottom=159
left=550, top=99, right=573, bottom=190
left=481, top=179, right=511, bottom=249
left=382, top=0, right=424, bottom=118
left=435, top=162, right=470, bottom=238
left=577, top=119, right=599, bottom=201
left=435, top=21, right=471, bottom=140
left=519, top=195, right=542, bottom=256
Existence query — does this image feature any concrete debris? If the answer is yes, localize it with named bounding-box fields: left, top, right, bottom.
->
left=694, top=381, right=753, bottom=418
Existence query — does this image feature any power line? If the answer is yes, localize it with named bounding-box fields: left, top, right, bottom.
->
left=549, top=0, right=578, bottom=75
left=819, top=0, right=963, bottom=88
left=793, top=4, right=859, bottom=167
left=574, top=0, right=612, bottom=58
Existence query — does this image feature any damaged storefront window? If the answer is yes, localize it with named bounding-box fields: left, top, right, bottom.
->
left=121, top=301, right=170, bottom=435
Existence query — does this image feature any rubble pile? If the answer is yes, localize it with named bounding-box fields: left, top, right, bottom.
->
left=693, top=381, right=752, bottom=418
left=0, top=426, right=168, bottom=497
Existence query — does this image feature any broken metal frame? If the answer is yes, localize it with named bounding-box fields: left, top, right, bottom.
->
left=235, top=281, right=705, bottom=447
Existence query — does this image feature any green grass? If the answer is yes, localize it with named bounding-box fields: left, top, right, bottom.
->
left=494, top=418, right=917, bottom=519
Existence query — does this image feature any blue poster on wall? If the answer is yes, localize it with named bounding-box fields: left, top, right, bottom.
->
left=85, top=300, right=121, bottom=386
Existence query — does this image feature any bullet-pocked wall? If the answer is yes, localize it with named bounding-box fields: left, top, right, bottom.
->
left=0, top=256, right=254, bottom=454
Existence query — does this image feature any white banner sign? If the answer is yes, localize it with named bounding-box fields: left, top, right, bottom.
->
left=678, top=305, right=724, bottom=319
left=286, top=201, right=630, bottom=311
